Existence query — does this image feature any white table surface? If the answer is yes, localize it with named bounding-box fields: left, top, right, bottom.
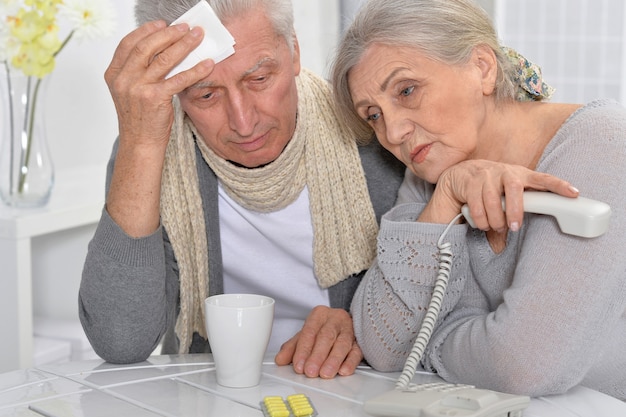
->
left=0, top=354, right=623, bottom=416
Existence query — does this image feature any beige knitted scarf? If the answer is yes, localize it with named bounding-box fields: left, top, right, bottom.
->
left=160, top=68, right=379, bottom=353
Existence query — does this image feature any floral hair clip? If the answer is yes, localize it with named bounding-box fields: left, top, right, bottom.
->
left=503, top=46, right=556, bottom=101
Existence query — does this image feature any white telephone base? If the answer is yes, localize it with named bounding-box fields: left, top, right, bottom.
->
left=364, top=383, right=530, bottom=417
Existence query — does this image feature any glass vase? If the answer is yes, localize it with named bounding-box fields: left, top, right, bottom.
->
left=0, top=65, right=55, bottom=208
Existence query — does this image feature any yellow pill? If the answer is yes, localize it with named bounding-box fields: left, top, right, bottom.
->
left=267, top=405, right=288, bottom=411
left=266, top=402, right=286, bottom=408
left=287, top=396, right=308, bottom=403
left=294, top=408, right=314, bottom=416
left=287, top=394, right=306, bottom=400
left=268, top=410, right=290, bottom=417
left=267, top=404, right=287, bottom=410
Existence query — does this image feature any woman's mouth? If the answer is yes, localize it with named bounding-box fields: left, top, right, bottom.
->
left=410, top=143, right=432, bottom=164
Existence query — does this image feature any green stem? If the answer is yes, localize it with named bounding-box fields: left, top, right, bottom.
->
left=55, top=30, right=74, bottom=58
left=16, top=30, right=75, bottom=194
left=17, top=77, right=42, bottom=193
left=3, top=61, right=16, bottom=195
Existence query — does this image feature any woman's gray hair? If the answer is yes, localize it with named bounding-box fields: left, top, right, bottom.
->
left=135, top=0, right=296, bottom=52
left=331, top=0, right=517, bottom=141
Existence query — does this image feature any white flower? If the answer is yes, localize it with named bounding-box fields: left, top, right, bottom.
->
left=0, top=0, right=20, bottom=15
left=0, top=26, right=9, bottom=62
left=0, top=28, right=19, bottom=63
left=58, top=0, right=116, bottom=41
left=0, top=0, right=20, bottom=62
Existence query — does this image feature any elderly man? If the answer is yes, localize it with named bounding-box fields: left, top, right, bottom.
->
left=79, top=0, right=403, bottom=379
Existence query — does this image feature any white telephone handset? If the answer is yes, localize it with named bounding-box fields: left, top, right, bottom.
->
left=461, top=191, right=612, bottom=238
left=364, top=192, right=611, bottom=417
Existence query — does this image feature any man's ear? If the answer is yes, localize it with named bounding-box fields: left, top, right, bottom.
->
left=292, top=34, right=301, bottom=76
left=473, top=44, right=498, bottom=96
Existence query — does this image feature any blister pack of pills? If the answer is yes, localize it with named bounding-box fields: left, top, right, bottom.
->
left=261, top=394, right=317, bottom=417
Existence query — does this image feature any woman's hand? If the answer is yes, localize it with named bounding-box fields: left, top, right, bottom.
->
left=420, top=160, right=579, bottom=232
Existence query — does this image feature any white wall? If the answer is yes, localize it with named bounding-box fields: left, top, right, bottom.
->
left=45, top=0, right=135, bottom=174
left=495, top=0, right=626, bottom=105
left=293, top=0, right=340, bottom=78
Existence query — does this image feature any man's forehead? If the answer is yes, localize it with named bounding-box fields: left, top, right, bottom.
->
left=187, top=56, right=278, bottom=90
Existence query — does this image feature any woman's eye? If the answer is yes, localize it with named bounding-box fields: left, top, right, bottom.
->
left=366, top=111, right=381, bottom=122
left=400, top=86, right=414, bottom=97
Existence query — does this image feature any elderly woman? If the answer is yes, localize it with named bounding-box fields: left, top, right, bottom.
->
left=331, top=0, right=626, bottom=400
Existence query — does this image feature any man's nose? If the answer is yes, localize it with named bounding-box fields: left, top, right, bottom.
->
left=227, top=91, right=258, bottom=136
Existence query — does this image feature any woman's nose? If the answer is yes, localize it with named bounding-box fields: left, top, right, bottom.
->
left=383, top=111, right=412, bottom=145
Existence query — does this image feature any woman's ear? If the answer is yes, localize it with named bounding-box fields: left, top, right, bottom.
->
left=473, top=44, right=498, bottom=96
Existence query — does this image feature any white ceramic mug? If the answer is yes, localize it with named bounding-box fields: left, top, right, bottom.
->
left=204, top=294, right=275, bottom=388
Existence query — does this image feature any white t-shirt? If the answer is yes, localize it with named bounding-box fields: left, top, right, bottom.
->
left=219, top=183, right=330, bottom=354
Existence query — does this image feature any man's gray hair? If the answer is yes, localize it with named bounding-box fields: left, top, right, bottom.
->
left=135, top=0, right=296, bottom=52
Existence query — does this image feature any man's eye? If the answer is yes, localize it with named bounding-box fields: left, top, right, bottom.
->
left=400, top=86, right=414, bottom=97
left=201, top=92, right=213, bottom=100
